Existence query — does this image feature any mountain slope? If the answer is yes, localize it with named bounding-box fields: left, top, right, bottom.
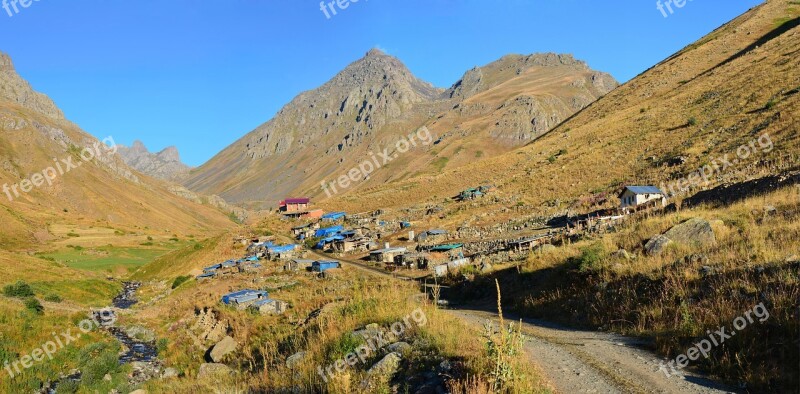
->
left=118, top=140, right=193, bottom=182
left=327, top=1, right=799, bottom=224
left=0, top=52, right=238, bottom=249
left=184, top=50, right=617, bottom=207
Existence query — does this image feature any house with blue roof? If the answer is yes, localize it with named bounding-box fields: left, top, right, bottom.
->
left=221, top=289, right=269, bottom=309
left=619, top=186, right=667, bottom=211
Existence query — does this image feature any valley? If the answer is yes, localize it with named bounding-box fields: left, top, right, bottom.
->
left=0, top=1, right=798, bottom=393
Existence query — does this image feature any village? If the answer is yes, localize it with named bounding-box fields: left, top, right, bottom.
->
left=198, top=185, right=671, bottom=313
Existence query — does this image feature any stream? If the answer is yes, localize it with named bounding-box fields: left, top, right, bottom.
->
left=108, top=282, right=159, bottom=364
left=46, top=282, right=160, bottom=393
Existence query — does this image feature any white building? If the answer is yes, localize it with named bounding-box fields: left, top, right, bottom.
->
left=619, top=186, right=667, bottom=211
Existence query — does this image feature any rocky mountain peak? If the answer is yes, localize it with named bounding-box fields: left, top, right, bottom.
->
left=0, top=52, right=14, bottom=72
left=156, top=146, right=182, bottom=163
left=118, top=141, right=192, bottom=182
left=0, top=52, right=64, bottom=119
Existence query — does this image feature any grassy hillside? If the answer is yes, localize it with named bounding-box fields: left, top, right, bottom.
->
left=446, top=184, right=800, bottom=391
left=328, top=1, right=799, bottom=221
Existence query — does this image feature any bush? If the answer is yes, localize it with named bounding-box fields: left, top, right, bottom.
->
left=156, top=338, right=169, bottom=354
left=576, top=243, right=606, bottom=272
left=687, top=117, right=698, bottom=126
left=24, top=298, right=44, bottom=315
left=3, top=280, right=34, bottom=298
left=44, top=294, right=62, bottom=303
left=171, top=275, right=192, bottom=289
left=325, top=333, right=364, bottom=361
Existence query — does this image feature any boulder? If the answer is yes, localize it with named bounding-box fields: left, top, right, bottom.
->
left=128, top=390, right=147, bottom=394
left=663, top=218, right=716, bottom=247
left=645, top=235, right=673, bottom=256
left=479, top=263, right=493, bottom=273
left=209, top=336, right=237, bottom=363
left=285, top=351, right=306, bottom=369
left=198, top=363, right=233, bottom=378
left=613, top=249, right=632, bottom=260
left=161, top=367, right=178, bottom=379
left=386, top=342, right=411, bottom=354
left=125, top=326, right=156, bottom=342
left=360, top=352, right=402, bottom=390
left=540, top=244, right=557, bottom=253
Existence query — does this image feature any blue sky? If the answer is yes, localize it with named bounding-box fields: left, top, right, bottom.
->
left=0, top=0, right=763, bottom=166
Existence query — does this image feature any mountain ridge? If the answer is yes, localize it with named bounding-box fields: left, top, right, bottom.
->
left=184, top=49, right=618, bottom=206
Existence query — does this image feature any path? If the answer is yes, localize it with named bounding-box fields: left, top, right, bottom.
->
left=306, top=246, right=738, bottom=393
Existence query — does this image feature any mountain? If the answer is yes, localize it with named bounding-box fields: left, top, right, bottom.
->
left=0, top=51, right=238, bottom=250
left=0, top=53, right=63, bottom=119
left=184, top=49, right=617, bottom=206
left=118, top=140, right=193, bottom=182
left=325, top=1, right=800, bottom=223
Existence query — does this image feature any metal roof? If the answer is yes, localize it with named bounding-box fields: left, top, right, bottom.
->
left=370, top=247, right=407, bottom=254
left=622, top=186, right=664, bottom=195
left=282, top=198, right=310, bottom=204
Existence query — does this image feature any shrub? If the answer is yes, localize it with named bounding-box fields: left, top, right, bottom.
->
left=171, top=275, right=192, bottom=289
left=576, top=243, right=606, bottom=272
left=3, top=280, right=34, bottom=298
left=44, top=294, right=62, bottom=303
left=325, top=333, right=364, bottom=361
left=66, top=232, right=80, bottom=237
left=24, top=298, right=44, bottom=315
left=156, top=338, right=169, bottom=354
left=687, top=117, right=698, bottom=126
left=147, top=236, right=153, bottom=241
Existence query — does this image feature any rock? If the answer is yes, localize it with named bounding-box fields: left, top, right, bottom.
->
left=353, top=326, right=383, bottom=340
left=360, top=352, right=402, bottom=390
left=540, top=244, right=557, bottom=253
left=198, top=363, right=233, bottom=378
left=209, top=336, right=237, bottom=363
left=645, top=235, right=673, bottom=256
left=285, top=351, right=306, bottom=369
left=128, top=390, right=147, bottom=394
left=103, top=373, right=112, bottom=382
left=699, top=266, right=717, bottom=277
left=479, top=263, right=493, bottom=273
left=764, top=205, right=777, bottom=216
left=125, top=326, right=156, bottom=342
left=161, top=367, right=178, bottom=379
left=613, top=249, right=632, bottom=260
left=386, top=342, right=411, bottom=354
left=663, top=218, right=716, bottom=247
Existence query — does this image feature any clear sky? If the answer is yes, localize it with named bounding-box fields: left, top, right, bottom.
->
left=0, top=0, right=763, bottom=166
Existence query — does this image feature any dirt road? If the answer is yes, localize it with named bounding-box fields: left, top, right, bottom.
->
left=305, top=247, right=738, bottom=393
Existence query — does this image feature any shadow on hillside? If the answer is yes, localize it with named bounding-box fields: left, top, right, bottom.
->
left=682, top=170, right=800, bottom=208
left=444, top=258, right=799, bottom=392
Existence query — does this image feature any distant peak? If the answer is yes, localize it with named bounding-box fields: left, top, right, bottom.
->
left=131, top=140, right=148, bottom=152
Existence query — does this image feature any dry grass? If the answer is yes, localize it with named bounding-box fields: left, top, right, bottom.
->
left=449, top=185, right=800, bottom=391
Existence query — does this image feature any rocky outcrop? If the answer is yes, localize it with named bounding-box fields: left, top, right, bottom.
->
left=0, top=52, right=64, bottom=119
left=117, top=140, right=192, bottom=182
left=360, top=352, right=403, bottom=391
left=208, top=336, right=237, bottom=363
left=663, top=218, right=716, bottom=246
left=646, top=218, right=716, bottom=256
